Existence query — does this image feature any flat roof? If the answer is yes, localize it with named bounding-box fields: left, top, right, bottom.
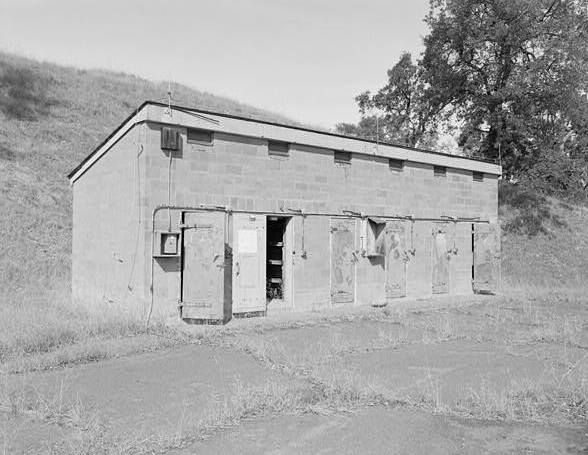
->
left=68, top=101, right=501, bottom=182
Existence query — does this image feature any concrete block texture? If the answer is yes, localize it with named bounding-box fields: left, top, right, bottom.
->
left=72, top=124, right=148, bottom=315
left=72, top=121, right=499, bottom=321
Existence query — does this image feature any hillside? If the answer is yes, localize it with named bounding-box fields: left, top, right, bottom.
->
left=0, top=52, right=300, bottom=295
left=1, top=52, right=586, bottom=301
left=499, top=184, right=588, bottom=292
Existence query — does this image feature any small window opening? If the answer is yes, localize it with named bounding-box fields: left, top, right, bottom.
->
left=389, top=158, right=404, bottom=171
left=473, top=171, right=484, bottom=182
left=187, top=128, right=213, bottom=144
left=268, top=140, right=290, bottom=157
left=266, top=217, right=289, bottom=301
left=334, top=151, right=352, bottom=164
left=434, top=166, right=447, bottom=177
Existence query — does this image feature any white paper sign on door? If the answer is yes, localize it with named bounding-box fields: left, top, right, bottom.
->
left=238, top=229, right=258, bottom=253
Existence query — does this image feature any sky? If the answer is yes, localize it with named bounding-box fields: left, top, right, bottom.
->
left=0, top=0, right=429, bottom=128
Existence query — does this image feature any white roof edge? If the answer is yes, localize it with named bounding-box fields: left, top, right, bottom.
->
left=145, top=104, right=501, bottom=175
left=70, top=103, right=501, bottom=183
left=69, top=108, right=148, bottom=184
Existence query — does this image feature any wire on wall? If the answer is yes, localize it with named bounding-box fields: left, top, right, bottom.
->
left=126, top=109, right=143, bottom=294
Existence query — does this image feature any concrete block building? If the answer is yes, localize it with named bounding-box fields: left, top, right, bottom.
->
left=68, top=101, right=501, bottom=323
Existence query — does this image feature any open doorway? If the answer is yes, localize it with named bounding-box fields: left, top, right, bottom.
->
left=266, top=216, right=291, bottom=308
left=471, top=223, right=475, bottom=284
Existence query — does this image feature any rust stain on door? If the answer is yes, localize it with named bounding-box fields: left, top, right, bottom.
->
left=473, top=223, right=500, bottom=294
left=330, top=218, right=356, bottom=304
left=432, top=223, right=449, bottom=294
left=181, top=212, right=226, bottom=318
left=385, top=221, right=407, bottom=299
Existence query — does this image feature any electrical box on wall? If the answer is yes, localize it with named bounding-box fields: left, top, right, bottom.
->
left=154, top=231, right=181, bottom=257
left=161, top=127, right=181, bottom=151
left=366, top=218, right=386, bottom=257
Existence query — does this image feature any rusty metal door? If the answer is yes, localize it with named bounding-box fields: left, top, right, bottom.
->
left=432, top=224, right=449, bottom=294
left=330, top=218, right=356, bottom=304
left=181, top=212, right=226, bottom=318
left=473, top=223, right=500, bottom=294
left=232, top=214, right=266, bottom=314
left=385, top=221, right=407, bottom=299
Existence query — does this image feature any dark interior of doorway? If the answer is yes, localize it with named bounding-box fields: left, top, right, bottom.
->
left=471, top=223, right=475, bottom=282
left=266, top=216, right=288, bottom=301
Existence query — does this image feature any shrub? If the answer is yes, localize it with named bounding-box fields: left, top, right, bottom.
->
left=0, top=66, right=55, bottom=120
left=521, top=151, right=588, bottom=203
left=499, top=181, right=566, bottom=237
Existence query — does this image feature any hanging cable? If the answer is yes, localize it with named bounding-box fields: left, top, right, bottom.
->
left=126, top=109, right=143, bottom=294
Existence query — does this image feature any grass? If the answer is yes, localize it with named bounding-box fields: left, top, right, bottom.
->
left=0, top=51, right=302, bottom=294
left=2, top=50, right=586, bottom=370
left=0, top=283, right=192, bottom=373
left=454, top=373, right=588, bottom=423
left=1, top=291, right=586, bottom=453
left=1, top=51, right=587, bottom=448
left=216, top=290, right=588, bottom=423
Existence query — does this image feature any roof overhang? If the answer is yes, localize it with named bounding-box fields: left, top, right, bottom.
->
left=68, top=101, right=502, bottom=184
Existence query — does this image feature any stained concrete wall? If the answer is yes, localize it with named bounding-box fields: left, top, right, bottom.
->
left=71, top=125, right=147, bottom=314
left=143, top=123, right=498, bottom=318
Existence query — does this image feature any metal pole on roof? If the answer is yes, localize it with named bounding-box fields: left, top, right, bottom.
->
left=498, top=142, right=503, bottom=179
left=376, top=114, right=379, bottom=154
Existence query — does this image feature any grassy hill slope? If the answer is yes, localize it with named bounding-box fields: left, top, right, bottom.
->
left=0, top=52, right=299, bottom=294
left=499, top=184, right=588, bottom=292
left=1, top=52, right=586, bottom=302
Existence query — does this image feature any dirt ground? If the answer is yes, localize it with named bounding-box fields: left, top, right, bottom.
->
left=1, top=294, right=587, bottom=454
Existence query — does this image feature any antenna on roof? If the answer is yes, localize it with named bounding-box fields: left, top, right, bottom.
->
left=163, top=80, right=173, bottom=117
left=369, top=106, right=379, bottom=155
left=375, top=114, right=379, bottom=154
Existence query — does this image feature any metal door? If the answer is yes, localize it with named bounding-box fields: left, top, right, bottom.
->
left=330, top=218, right=356, bottom=304
left=232, top=213, right=266, bottom=313
left=181, top=212, right=226, bottom=318
left=432, top=224, right=449, bottom=294
left=473, top=223, right=500, bottom=294
left=385, top=221, right=407, bottom=299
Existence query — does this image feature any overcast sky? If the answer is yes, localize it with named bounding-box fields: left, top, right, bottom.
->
left=0, top=0, right=429, bottom=128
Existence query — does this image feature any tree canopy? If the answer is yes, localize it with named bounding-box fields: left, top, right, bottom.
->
left=338, top=0, right=588, bottom=196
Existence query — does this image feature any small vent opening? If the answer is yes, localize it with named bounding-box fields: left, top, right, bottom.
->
left=268, top=140, right=290, bottom=157
left=434, top=166, right=447, bottom=177
left=187, top=128, right=213, bottom=144
left=473, top=172, right=484, bottom=182
left=389, top=158, right=404, bottom=171
left=334, top=150, right=352, bottom=164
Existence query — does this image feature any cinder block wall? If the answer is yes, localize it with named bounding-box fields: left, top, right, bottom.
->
left=72, top=127, right=147, bottom=314
left=145, top=123, right=498, bottom=317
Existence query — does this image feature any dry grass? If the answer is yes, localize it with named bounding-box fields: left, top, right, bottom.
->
left=454, top=368, right=588, bottom=423
left=0, top=374, right=98, bottom=432
left=0, top=51, right=302, bottom=295
left=0, top=283, right=188, bottom=373
left=501, top=198, right=588, bottom=291
left=2, top=292, right=587, bottom=453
